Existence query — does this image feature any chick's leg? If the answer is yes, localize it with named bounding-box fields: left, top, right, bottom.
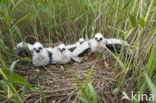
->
left=60, top=65, right=64, bottom=71
left=84, top=56, right=89, bottom=61
left=102, top=54, right=109, bottom=69
left=73, top=62, right=79, bottom=66
left=34, top=68, right=40, bottom=74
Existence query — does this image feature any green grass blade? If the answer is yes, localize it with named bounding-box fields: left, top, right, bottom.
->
left=1, top=68, right=33, bottom=88
left=105, top=47, right=126, bottom=70
left=146, top=39, right=156, bottom=77
left=78, top=96, right=89, bottom=103
left=9, top=58, right=32, bottom=82
left=87, top=83, right=98, bottom=103
left=83, top=61, right=96, bottom=87
left=16, top=12, right=31, bottom=25
left=8, top=82, right=24, bottom=103
left=65, top=64, right=92, bottom=103
left=128, top=13, right=137, bottom=27
left=0, top=53, right=7, bottom=69
left=0, top=38, right=9, bottom=50
left=87, top=0, right=96, bottom=14
left=0, top=94, right=19, bottom=103
left=145, top=75, right=156, bottom=101
left=22, top=42, right=32, bottom=56
left=39, top=86, right=47, bottom=103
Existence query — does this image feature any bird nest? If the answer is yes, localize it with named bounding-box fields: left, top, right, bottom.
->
left=12, top=50, right=126, bottom=103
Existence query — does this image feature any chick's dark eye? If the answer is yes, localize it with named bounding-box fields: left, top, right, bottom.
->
left=100, top=38, right=103, bottom=40
left=39, top=47, right=42, bottom=50
left=95, top=37, right=97, bottom=40
left=63, top=48, right=65, bottom=50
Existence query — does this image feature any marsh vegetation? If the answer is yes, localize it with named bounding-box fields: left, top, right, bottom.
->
left=0, top=0, right=156, bottom=102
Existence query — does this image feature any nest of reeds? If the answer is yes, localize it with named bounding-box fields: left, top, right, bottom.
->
left=11, top=50, right=130, bottom=103
left=1, top=43, right=135, bottom=103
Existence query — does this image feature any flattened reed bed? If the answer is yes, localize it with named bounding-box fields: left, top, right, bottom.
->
left=9, top=51, right=131, bottom=103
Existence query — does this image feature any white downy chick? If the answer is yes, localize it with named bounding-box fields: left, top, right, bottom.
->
left=32, top=42, right=50, bottom=66
left=106, top=38, right=132, bottom=57
left=88, top=33, right=107, bottom=53
left=52, top=43, right=71, bottom=64
left=66, top=38, right=85, bottom=51
left=106, top=38, right=129, bottom=46
left=71, top=41, right=90, bottom=63
left=15, top=42, right=34, bottom=56
left=77, top=38, right=85, bottom=45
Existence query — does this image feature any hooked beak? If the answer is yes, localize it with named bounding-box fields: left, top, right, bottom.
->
left=80, top=42, right=83, bottom=44
left=97, top=39, right=101, bottom=42
left=59, top=48, right=65, bottom=52
left=60, top=49, right=65, bottom=52
left=36, top=50, right=40, bottom=53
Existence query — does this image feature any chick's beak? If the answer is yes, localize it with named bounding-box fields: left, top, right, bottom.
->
left=97, top=39, right=101, bottom=42
left=60, top=49, right=64, bottom=52
left=36, top=50, right=40, bottom=53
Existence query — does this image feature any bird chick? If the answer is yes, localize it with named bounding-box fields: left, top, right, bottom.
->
left=15, top=42, right=34, bottom=56
left=77, top=38, right=85, bottom=45
left=66, top=38, right=85, bottom=52
left=88, top=33, right=107, bottom=53
left=52, top=43, right=71, bottom=64
left=107, top=38, right=128, bottom=45
left=46, top=47, right=56, bottom=64
left=71, top=41, right=90, bottom=63
left=106, top=38, right=132, bottom=57
left=32, top=42, right=50, bottom=66
left=88, top=33, right=108, bottom=68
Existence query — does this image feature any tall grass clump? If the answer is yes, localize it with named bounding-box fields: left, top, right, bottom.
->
left=0, top=54, right=34, bottom=102
left=0, top=0, right=156, bottom=102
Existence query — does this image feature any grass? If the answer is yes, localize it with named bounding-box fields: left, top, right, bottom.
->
left=0, top=0, right=156, bottom=102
